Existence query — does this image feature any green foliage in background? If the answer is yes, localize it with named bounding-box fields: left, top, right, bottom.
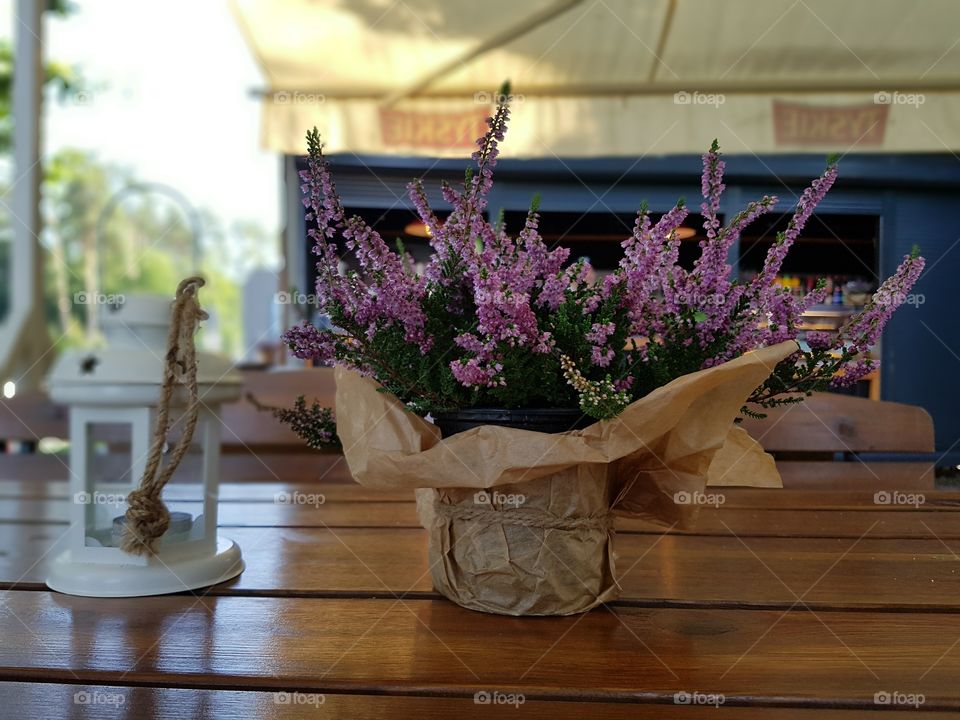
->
left=40, top=149, right=268, bottom=356
left=0, top=1, right=275, bottom=359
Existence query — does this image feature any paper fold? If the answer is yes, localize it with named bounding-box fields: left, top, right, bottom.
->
left=335, top=341, right=797, bottom=513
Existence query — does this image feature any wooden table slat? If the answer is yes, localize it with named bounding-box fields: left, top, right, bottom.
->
left=0, top=594, right=956, bottom=709
left=0, top=682, right=948, bottom=719
left=5, top=494, right=960, bottom=542
left=4, top=526, right=960, bottom=612
left=3, top=478, right=957, bottom=509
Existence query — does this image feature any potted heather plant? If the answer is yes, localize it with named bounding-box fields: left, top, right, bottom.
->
left=279, top=91, right=923, bottom=616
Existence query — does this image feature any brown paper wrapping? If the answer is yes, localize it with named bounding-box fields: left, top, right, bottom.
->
left=335, top=340, right=797, bottom=615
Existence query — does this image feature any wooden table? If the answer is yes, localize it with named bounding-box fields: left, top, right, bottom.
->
left=1, top=467, right=959, bottom=718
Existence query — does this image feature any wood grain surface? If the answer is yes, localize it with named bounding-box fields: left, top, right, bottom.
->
left=1, top=476, right=958, bottom=716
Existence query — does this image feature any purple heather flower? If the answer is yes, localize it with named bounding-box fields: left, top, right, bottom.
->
left=282, top=322, right=336, bottom=363
left=718, top=162, right=839, bottom=360
left=586, top=322, right=615, bottom=344
left=830, top=358, right=875, bottom=388
left=700, top=140, right=725, bottom=246
left=758, top=164, right=839, bottom=290
left=591, top=346, right=616, bottom=367
left=839, top=251, right=925, bottom=354
left=586, top=321, right=617, bottom=367
left=291, top=109, right=919, bottom=415
left=619, top=203, right=688, bottom=337
left=805, top=330, right=835, bottom=351
left=690, top=195, right=777, bottom=330
left=407, top=179, right=440, bottom=233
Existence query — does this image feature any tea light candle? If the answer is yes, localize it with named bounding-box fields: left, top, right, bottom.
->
left=111, top=511, right=194, bottom=548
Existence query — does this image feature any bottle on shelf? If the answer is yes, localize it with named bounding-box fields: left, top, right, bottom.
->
left=750, top=272, right=873, bottom=307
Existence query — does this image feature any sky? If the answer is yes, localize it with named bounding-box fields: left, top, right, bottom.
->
left=2, top=0, right=280, bottom=251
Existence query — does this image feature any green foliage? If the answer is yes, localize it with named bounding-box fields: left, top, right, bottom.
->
left=745, top=345, right=856, bottom=416
left=306, top=127, right=323, bottom=158
left=40, top=149, right=266, bottom=356
left=268, top=395, right=340, bottom=450
left=250, top=393, right=340, bottom=450
left=0, top=3, right=263, bottom=360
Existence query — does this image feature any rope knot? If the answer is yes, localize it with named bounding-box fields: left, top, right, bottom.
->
left=122, top=489, right=171, bottom=554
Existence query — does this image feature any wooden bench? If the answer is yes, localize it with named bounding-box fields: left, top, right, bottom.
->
left=0, top=368, right=342, bottom=483
left=2, top=373, right=937, bottom=491
left=739, top=392, right=935, bottom=491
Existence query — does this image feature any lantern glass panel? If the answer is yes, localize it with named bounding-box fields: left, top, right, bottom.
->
left=158, top=412, right=215, bottom=549
left=79, top=422, right=133, bottom=548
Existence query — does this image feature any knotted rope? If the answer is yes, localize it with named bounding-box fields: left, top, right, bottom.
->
left=432, top=499, right=613, bottom=533
left=121, top=277, right=207, bottom=555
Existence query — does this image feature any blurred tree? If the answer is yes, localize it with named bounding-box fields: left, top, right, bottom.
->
left=44, top=149, right=119, bottom=343
left=2, top=2, right=269, bottom=359
left=42, top=149, right=261, bottom=357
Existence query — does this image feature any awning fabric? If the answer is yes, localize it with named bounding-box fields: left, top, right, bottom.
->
left=232, top=0, right=960, bottom=157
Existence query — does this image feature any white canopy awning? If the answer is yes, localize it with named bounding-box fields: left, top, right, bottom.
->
left=232, top=0, right=960, bottom=157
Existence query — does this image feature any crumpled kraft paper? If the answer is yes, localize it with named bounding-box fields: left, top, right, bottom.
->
left=334, top=340, right=797, bottom=615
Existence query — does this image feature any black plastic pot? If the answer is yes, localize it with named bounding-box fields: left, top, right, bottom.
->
left=432, top=407, right=592, bottom=437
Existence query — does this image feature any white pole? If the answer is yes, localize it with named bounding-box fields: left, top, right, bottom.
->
left=0, top=0, right=48, bottom=390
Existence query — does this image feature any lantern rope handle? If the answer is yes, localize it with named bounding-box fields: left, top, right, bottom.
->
left=121, top=276, right=208, bottom=556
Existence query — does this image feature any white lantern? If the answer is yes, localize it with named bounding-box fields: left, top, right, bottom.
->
left=45, top=285, right=244, bottom=597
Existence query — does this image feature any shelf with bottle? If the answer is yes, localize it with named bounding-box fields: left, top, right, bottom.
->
left=732, top=271, right=875, bottom=337
left=769, top=273, right=874, bottom=308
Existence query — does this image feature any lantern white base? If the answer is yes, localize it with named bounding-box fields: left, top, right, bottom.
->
left=45, top=536, right=244, bottom=597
